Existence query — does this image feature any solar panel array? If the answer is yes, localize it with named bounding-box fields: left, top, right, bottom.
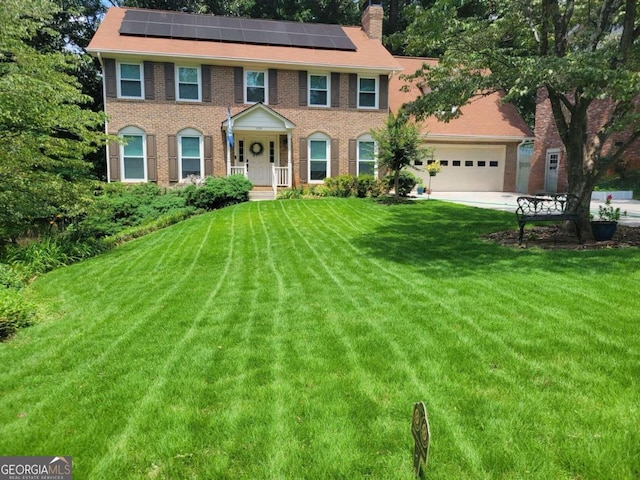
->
left=119, top=10, right=357, bottom=51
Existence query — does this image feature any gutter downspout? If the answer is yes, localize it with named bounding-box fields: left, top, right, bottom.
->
left=97, top=52, right=110, bottom=183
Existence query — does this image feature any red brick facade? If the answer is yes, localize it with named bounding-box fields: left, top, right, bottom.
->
left=106, top=65, right=390, bottom=186
left=531, top=88, right=640, bottom=193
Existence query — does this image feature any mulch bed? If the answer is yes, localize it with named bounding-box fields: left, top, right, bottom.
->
left=483, top=225, right=640, bottom=250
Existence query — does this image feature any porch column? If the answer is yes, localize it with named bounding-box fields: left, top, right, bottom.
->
left=287, top=130, right=292, bottom=188
left=226, top=137, right=231, bottom=176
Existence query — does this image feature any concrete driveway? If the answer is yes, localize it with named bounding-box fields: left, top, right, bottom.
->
left=416, top=191, right=640, bottom=226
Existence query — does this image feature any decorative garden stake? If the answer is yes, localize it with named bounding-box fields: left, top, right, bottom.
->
left=411, top=402, right=430, bottom=477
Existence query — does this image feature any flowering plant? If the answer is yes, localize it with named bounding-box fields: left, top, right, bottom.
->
left=426, top=160, right=441, bottom=175
left=593, top=194, right=627, bottom=222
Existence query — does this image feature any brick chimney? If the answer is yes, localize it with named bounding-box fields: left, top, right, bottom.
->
left=362, top=0, right=383, bottom=42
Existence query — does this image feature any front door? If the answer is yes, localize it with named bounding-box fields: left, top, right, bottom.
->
left=545, top=148, right=560, bottom=193
left=246, top=136, right=272, bottom=186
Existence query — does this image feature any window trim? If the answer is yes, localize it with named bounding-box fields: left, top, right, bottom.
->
left=119, top=126, right=147, bottom=182
left=308, top=133, right=330, bottom=183
left=117, top=62, right=144, bottom=99
left=357, top=75, right=378, bottom=109
left=245, top=69, right=268, bottom=104
left=357, top=135, right=377, bottom=176
left=178, top=128, right=204, bottom=180
left=175, top=65, right=201, bottom=102
left=308, top=72, right=330, bottom=108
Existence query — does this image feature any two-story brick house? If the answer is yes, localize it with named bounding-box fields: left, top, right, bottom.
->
left=88, top=1, right=400, bottom=188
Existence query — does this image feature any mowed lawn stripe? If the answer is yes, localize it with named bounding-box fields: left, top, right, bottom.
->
left=1, top=199, right=639, bottom=479
left=92, top=207, right=238, bottom=476
left=279, top=200, right=482, bottom=476
left=0, top=213, right=217, bottom=437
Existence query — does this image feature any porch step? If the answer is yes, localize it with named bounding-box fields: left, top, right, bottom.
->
left=249, top=190, right=276, bottom=201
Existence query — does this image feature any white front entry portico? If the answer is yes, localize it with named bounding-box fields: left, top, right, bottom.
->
left=222, top=103, right=296, bottom=189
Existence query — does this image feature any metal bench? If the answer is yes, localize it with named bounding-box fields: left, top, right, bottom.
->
left=515, top=194, right=583, bottom=244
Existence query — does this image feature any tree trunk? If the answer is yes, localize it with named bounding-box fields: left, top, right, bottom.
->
left=565, top=126, right=596, bottom=238
left=394, top=169, right=400, bottom=201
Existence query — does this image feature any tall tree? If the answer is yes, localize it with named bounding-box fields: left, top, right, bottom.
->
left=400, top=0, right=640, bottom=228
left=0, top=0, right=106, bottom=242
left=33, top=0, right=109, bottom=180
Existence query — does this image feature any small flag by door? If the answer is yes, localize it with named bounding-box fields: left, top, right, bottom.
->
left=226, top=107, right=234, bottom=148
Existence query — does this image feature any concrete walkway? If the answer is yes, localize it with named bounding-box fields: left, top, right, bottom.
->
left=415, top=191, right=640, bottom=226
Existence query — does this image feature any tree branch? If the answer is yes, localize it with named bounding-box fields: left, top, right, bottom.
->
left=546, top=84, right=571, bottom=143
left=617, top=0, right=637, bottom=64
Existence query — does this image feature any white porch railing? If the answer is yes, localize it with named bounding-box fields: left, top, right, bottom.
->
left=272, top=166, right=289, bottom=195
left=230, top=164, right=248, bottom=177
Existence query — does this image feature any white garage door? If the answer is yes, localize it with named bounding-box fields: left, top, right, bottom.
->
left=415, top=145, right=506, bottom=192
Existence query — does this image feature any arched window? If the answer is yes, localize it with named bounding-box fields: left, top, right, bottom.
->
left=119, top=126, right=146, bottom=182
left=357, top=134, right=377, bottom=176
left=178, top=128, right=204, bottom=179
left=308, top=132, right=330, bottom=182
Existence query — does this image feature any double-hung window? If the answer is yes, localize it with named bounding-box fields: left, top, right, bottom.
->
left=118, top=63, right=143, bottom=99
left=309, top=133, right=330, bottom=182
left=178, top=129, right=203, bottom=179
left=358, top=76, right=378, bottom=109
left=245, top=70, right=267, bottom=104
left=119, top=126, right=146, bottom=182
left=309, top=73, right=329, bottom=107
left=358, top=135, right=377, bottom=175
left=176, top=66, right=201, bottom=101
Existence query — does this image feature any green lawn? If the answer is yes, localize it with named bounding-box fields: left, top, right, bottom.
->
left=1, top=199, right=639, bottom=479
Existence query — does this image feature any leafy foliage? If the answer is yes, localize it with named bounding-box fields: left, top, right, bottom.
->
left=382, top=170, right=421, bottom=197
left=179, top=175, right=253, bottom=210
left=114, top=0, right=361, bottom=24
left=323, top=175, right=386, bottom=198
left=371, top=112, right=428, bottom=201
left=0, top=0, right=107, bottom=243
left=0, top=288, right=36, bottom=341
left=400, top=0, right=640, bottom=224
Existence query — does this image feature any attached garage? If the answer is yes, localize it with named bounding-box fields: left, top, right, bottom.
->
left=390, top=57, right=534, bottom=192
left=415, top=144, right=506, bottom=192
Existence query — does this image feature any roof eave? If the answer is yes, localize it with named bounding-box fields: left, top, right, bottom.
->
left=421, top=133, right=535, bottom=142
left=86, top=47, right=402, bottom=73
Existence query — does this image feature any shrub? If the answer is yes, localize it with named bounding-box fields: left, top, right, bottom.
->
left=383, top=170, right=421, bottom=197
left=180, top=175, right=253, bottom=210
left=0, top=289, right=36, bottom=341
left=105, top=207, right=195, bottom=246
left=324, top=175, right=358, bottom=197
left=306, top=184, right=330, bottom=197
left=354, top=175, right=385, bottom=198
left=277, top=188, right=303, bottom=200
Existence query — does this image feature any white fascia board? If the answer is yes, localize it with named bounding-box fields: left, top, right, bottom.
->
left=421, top=134, right=535, bottom=143
left=86, top=48, right=400, bottom=75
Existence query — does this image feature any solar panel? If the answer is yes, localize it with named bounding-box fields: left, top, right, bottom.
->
left=119, top=9, right=357, bottom=51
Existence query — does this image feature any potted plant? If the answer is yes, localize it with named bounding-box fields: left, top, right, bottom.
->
left=590, top=194, right=627, bottom=241
left=426, top=160, right=441, bottom=177
left=416, top=178, right=425, bottom=195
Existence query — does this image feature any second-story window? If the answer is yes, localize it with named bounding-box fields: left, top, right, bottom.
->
left=118, top=63, right=143, bottom=99
left=358, top=76, right=378, bottom=109
left=245, top=70, right=267, bottom=104
left=176, top=66, right=201, bottom=101
left=309, top=74, right=329, bottom=107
